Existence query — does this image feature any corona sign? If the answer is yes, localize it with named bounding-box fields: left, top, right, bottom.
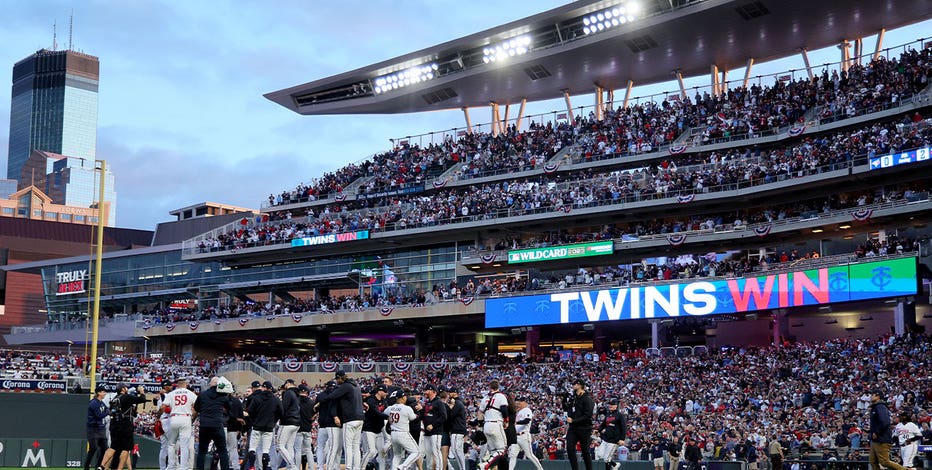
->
left=485, top=257, right=917, bottom=328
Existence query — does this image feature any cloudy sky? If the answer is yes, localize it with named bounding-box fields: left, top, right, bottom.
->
left=1, top=1, right=929, bottom=230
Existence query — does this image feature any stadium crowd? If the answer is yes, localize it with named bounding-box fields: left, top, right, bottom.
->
left=267, top=46, right=931, bottom=207
left=198, top=111, right=932, bottom=255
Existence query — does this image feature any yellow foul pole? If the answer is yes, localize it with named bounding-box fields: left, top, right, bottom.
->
left=89, top=160, right=106, bottom=396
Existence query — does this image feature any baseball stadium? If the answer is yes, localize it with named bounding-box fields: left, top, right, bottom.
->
left=2, top=1, right=932, bottom=470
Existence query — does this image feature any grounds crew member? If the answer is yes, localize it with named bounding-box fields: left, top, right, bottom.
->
left=246, top=381, right=283, bottom=470
left=99, top=384, right=148, bottom=470
left=85, top=384, right=110, bottom=470
left=194, top=377, right=235, bottom=470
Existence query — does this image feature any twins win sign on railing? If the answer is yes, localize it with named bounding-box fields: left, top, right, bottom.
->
left=485, top=257, right=917, bottom=328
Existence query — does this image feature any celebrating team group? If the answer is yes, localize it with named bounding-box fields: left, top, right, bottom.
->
left=146, top=371, right=592, bottom=470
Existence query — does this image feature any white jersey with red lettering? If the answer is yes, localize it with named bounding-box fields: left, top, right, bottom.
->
left=164, top=388, right=198, bottom=417
left=385, top=403, right=418, bottom=433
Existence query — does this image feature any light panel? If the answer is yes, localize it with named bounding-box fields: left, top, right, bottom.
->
left=482, top=35, right=532, bottom=64
left=582, top=1, right=639, bottom=35
left=373, top=63, right=439, bottom=95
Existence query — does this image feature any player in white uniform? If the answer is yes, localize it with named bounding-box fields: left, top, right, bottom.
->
left=478, top=380, right=510, bottom=470
left=385, top=390, right=421, bottom=470
left=894, top=412, right=922, bottom=468
left=163, top=378, right=199, bottom=470
left=156, top=381, right=175, bottom=470
left=509, top=398, right=544, bottom=470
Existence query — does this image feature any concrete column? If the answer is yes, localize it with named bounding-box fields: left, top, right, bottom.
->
left=562, top=90, right=574, bottom=121
left=873, top=29, right=886, bottom=61
left=839, top=41, right=850, bottom=73
left=525, top=327, right=540, bottom=357
left=772, top=309, right=788, bottom=347
left=801, top=49, right=814, bottom=81
left=486, top=335, right=499, bottom=356
left=651, top=321, right=660, bottom=349
left=415, top=326, right=429, bottom=359
left=515, top=99, right=527, bottom=132
left=853, top=38, right=863, bottom=66
left=593, top=325, right=607, bottom=354
left=315, top=330, right=330, bottom=356
left=742, top=58, right=755, bottom=88
left=462, top=107, right=473, bottom=134
left=594, top=85, right=604, bottom=121
left=675, top=72, right=687, bottom=100
left=606, top=89, right=614, bottom=112
left=623, top=80, right=634, bottom=108
left=894, top=301, right=906, bottom=336
left=720, top=69, right=728, bottom=96
left=490, top=103, right=501, bottom=136
left=502, top=103, right=511, bottom=133
left=710, top=65, right=720, bottom=97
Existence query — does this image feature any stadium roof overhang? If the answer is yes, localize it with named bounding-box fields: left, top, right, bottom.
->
left=266, top=0, right=932, bottom=115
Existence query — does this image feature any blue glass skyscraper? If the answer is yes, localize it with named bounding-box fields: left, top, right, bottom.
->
left=7, top=49, right=99, bottom=183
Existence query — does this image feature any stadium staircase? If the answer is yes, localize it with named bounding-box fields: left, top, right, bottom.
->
left=543, top=144, right=578, bottom=166
left=216, top=360, right=284, bottom=390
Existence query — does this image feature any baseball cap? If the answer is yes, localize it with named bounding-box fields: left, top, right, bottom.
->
left=374, top=385, right=388, bottom=393
left=262, top=381, right=274, bottom=390
left=298, top=384, right=310, bottom=393
left=161, top=380, right=173, bottom=388
left=423, top=384, right=437, bottom=392
left=870, top=389, right=885, bottom=400
left=334, top=370, right=346, bottom=378
left=389, top=389, right=406, bottom=400
left=572, top=378, right=587, bottom=387
left=448, top=387, right=459, bottom=394
left=284, top=378, right=296, bottom=385
left=216, top=377, right=234, bottom=394
left=251, top=380, right=261, bottom=389
left=116, top=383, right=129, bottom=391
left=608, top=398, right=619, bottom=406
left=95, top=384, right=107, bottom=393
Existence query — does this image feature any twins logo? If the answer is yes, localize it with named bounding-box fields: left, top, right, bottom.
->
left=871, top=267, right=892, bottom=291
left=535, top=300, right=550, bottom=314
left=829, top=272, right=848, bottom=292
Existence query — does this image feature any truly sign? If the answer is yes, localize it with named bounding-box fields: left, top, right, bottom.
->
left=55, top=269, right=87, bottom=296
left=507, top=241, right=614, bottom=264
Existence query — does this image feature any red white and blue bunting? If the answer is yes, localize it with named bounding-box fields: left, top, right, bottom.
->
left=677, top=194, right=695, bottom=204
left=851, top=208, right=873, bottom=221
left=334, top=193, right=346, bottom=202
left=213, top=319, right=222, bottom=325
left=561, top=205, right=572, bottom=214
left=320, top=362, right=338, bottom=372
left=142, top=320, right=152, bottom=330
left=430, top=363, right=446, bottom=370
left=166, top=323, right=176, bottom=332
left=544, top=162, right=560, bottom=174
left=460, top=297, right=475, bottom=306
left=292, top=313, right=303, bottom=323
left=357, top=362, right=375, bottom=372
left=189, top=321, right=199, bottom=331
left=480, top=254, right=497, bottom=264
left=754, top=224, right=773, bottom=238
left=379, top=306, right=394, bottom=317
left=788, top=125, right=807, bottom=137
left=432, top=179, right=448, bottom=189
left=393, top=362, right=411, bottom=372
left=239, top=318, right=250, bottom=327
left=667, top=234, right=688, bottom=247
left=669, top=143, right=688, bottom=155
left=284, top=362, right=302, bottom=373
left=266, top=315, right=276, bottom=321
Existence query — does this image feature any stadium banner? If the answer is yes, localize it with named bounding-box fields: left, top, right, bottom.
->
left=97, top=381, right=202, bottom=393
left=55, top=268, right=88, bottom=295
left=0, top=379, right=67, bottom=392
left=291, top=230, right=370, bottom=247
left=485, top=257, right=917, bottom=327
left=357, top=183, right=425, bottom=200
left=507, top=241, right=614, bottom=264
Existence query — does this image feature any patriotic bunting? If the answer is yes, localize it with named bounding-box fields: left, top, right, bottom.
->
left=852, top=208, right=873, bottom=221
left=285, top=362, right=302, bottom=373
left=788, top=125, right=806, bottom=137
left=393, top=362, right=411, bottom=372
left=142, top=320, right=151, bottom=330
left=754, top=224, right=773, bottom=238
left=239, top=318, right=250, bottom=327
left=379, top=306, right=394, bottom=317
left=166, top=323, right=176, bottom=332
left=480, top=254, right=497, bottom=264
left=320, top=362, right=338, bottom=372
left=334, top=193, right=346, bottom=201
left=669, top=143, right=688, bottom=155
left=189, top=321, right=199, bottom=331
left=544, top=162, right=560, bottom=174
left=357, top=362, right=375, bottom=372
left=292, top=313, right=303, bottom=322
left=667, top=234, right=688, bottom=247
left=432, top=179, right=448, bottom=189
left=460, top=297, right=475, bottom=306
left=677, top=194, right=695, bottom=204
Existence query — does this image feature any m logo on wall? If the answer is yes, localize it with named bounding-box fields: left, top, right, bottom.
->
left=22, top=440, right=47, bottom=467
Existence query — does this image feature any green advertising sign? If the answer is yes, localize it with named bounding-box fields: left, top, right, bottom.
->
left=507, top=240, right=614, bottom=264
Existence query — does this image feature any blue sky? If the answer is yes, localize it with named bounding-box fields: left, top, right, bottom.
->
left=1, top=1, right=929, bottom=230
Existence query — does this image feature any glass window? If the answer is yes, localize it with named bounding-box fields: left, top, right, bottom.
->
left=2, top=207, right=12, bottom=215
left=75, top=215, right=85, bottom=222
left=45, top=212, right=58, bottom=219
left=60, top=213, right=71, bottom=221
left=33, top=209, right=42, bottom=217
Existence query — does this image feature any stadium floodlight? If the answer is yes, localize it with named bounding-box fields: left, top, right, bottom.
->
left=482, top=35, right=532, bottom=64
left=582, top=1, right=639, bottom=35
left=372, top=62, right=439, bottom=95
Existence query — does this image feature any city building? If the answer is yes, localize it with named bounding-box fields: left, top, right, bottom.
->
left=0, top=179, right=16, bottom=198
left=7, top=49, right=99, bottom=182
left=18, top=149, right=116, bottom=226
left=0, top=185, right=107, bottom=225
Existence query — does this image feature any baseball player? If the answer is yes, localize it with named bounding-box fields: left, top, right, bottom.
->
left=362, top=385, right=388, bottom=470
left=164, top=378, right=199, bottom=470
left=318, top=371, right=364, bottom=470
left=446, top=388, right=468, bottom=470
left=386, top=390, right=421, bottom=470
left=278, top=379, right=302, bottom=470
left=895, top=412, right=922, bottom=468
left=246, top=381, right=283, bottom=470
left=596, top=399, right=626, bottom=470
left=420, top=384, right=447, bottom=470
left=379, top=377, right=402, bottom=468
left=478, top=380, right=510, bottom=470
left=509, top=397, right=545, bottom=470
left=295, top=384, right=316, bottom=470
left=315, top=381, right=338, bottom=470
left=156, top=380, right=175, bottom=470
